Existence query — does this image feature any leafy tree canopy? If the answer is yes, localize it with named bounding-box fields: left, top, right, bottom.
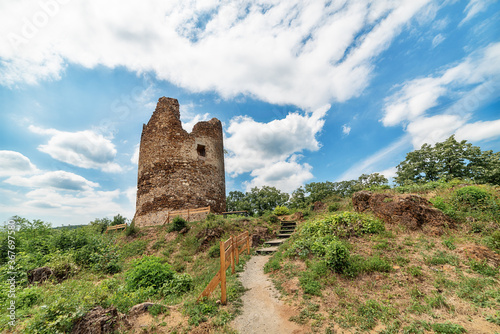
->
left=395, top=135, right=500, bottom=185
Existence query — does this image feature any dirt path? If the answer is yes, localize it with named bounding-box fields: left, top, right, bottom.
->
left=231, top=255, right=306, bottom=334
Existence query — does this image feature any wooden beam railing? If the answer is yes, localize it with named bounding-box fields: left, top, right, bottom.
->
left=164, top=206, right=211, bottom=225
left=222, top=211, right=248, bottom=217
left=105, top=223, right=127, bottom=233
left=197, top=231, right=250, bottom=304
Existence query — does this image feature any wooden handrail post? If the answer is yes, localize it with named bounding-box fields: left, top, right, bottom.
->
left=231, top=236, right=235, bottom=274
left=187, top=209, right=190, bottom=222
left=220, top=240, right=227, bottom=305
left=246, top=231, right=250, bottom=255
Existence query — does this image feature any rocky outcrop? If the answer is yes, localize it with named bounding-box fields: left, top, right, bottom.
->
left=352, top=191, right=455, bottom=235
left=71, top=306, right=126, bottom=334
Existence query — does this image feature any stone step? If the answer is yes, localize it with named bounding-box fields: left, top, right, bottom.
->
left=277, top=233, right=293, bottom=238
left=256, top=246, right=279, bottom=254
left=281, top=221, right=297, bottom=227
left=265, top=238, right=286, bottom=246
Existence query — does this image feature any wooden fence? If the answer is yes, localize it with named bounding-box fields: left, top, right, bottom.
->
left=197, top=231, right=250, bottom=304
left=105, top=223, right=127, bottom=233
left=164, top=206, right=211, bottom=224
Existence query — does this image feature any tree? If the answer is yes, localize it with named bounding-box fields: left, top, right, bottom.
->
left=395, top=135, right=500, bottom=185
left=226, top=191, right=251, bottom=212
left=247, top=186, right=289, bottom=215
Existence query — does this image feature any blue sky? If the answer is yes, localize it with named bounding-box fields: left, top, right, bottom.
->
left=0, top=0, right=499, bottom=226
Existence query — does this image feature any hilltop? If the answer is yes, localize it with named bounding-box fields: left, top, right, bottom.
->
left=0, top=180, right=498, bottom=333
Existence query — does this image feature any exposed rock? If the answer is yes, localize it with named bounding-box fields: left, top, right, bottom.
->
left=129, top=302, right=166, bottom=317
left=197, top=226, right=224, bottom=250
left=251, top=227, right=274, bottom=247
left=71, top=306, right=126, bottom=334
left=179, top=226, right=190, bottom=234
left=27, top=267, right=53, bottom=284
left=457, top=244, right=500, bottom=267
left=313, top=201, right=326, bottom=212
left=352, top=191, right=455, bottom=234
left=291, top=211, right=304, bottom=221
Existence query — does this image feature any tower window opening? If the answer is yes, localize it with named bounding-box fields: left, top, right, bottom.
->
left=197, top=144, right=206, bottom=157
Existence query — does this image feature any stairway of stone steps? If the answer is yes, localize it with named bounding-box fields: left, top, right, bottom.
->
left=256, top=220, right=297, bottom=255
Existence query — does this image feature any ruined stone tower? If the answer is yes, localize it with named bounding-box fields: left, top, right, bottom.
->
left=134, top=97, right=226, bottom=227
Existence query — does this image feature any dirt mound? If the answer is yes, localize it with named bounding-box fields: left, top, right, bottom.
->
left=251, top=226, right=273, bottom=247
left=352, top=191, right=455, bottom=235
left=313, top=201, right=326, bottom=212
left=196, top=227, right=224, bottom=250
left=457, top=244, right=500, bottom=266
left=71, top=306, right=126, bottom=334
left=129, top=302, right=166, bottom=316
left=27, top=267, right=53, bottom=284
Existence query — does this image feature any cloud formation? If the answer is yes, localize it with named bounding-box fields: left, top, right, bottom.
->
left=383, top=42, right=500, bottom=147
left=29, top=125, right=122, bottom=172
left=225, top=104, right=328, bottom=191
left=5, top=170, right=99, bottom=191
left=0, top=0, right=433, bottom=109
left=0, top=150, right=38, bottom=177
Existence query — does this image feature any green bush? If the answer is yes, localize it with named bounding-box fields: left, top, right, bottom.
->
left=125, top=220, right=138, bottom=236
left=328, top=203, right=340, bottom=212
left=161, top=273, right=193, bottom=295
left=273, top=205, right=290, bottom=216
left=452, top=186, right=491, bottom=208
left=484, top=230, right=500, bottom=252
left=431, top=322, right=466, bottom=334
left=208, top=243, right=220, bottom=258
left=324, top=240, right=350, bottom=273
left=268, top=215, right=279, bottom=224
left=126, top=256, right=175, bottom=291
left=169, top=216, right=187, bottom=232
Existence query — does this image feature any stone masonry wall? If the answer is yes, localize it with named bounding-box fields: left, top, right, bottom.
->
left=134, top=97, right=226, bottom=227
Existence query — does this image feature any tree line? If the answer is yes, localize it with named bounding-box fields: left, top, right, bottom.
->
left=228, top=136, right=499, bottom=215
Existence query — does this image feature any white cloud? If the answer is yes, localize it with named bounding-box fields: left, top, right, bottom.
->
left=406, top=114, right=466, bottom=148
left=431, top=33, right=445, bottom=48
left=5, top=170, right=99, bottom=191
left=455, top=119, right=500, bottom=142
left=0, top=0, right=434, bottom=109
left=342, top=124, right=351, bottom=136
left=24, top=188, right=123, bottom=217
left=0, top=150, right=38, bottom=177
left=29, top=125, right=122, bottom=172
left=131, top=144, right=140, bottom=165
left=462, top=0, right=495, bottom=23
left=244, top=157, right=313, bottom=193
left=225, top=104, right=328, bottom=192
left=382, top=42, right=500, bottom=127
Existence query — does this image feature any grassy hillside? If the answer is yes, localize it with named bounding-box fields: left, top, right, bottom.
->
left=265, top=181, right=500, bottom=333
left=1, top=180, right=498, bottom=333
left=0, top=214, right=281, bottom=333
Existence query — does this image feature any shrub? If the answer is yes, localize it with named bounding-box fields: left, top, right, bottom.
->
left=328, top=203, right=340, bottom=212
left=208, top=243, right=220, bottom=258
left=469, top=259, right=498, bottom=277
left=268, top=215, right=279, bottom=224
left=324, top=240, right=350, bottom=273
left=431, top=322, right=466, bottom=334
left=126, top=256, right=175, bottom=291
left=484, top=230, right=500, bottom=252
left=299, top=271, right=322, bottom=296
left=125, top=220, right=138, bottom=236
left=273, top=206, right=290, bottom=216
left=169, top=216, right=188, bottom=232
left=452, top=186, right=491, bottom=209
left=161, top=273, right=193, bottom=295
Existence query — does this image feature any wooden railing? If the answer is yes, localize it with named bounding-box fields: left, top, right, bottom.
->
left=198, top=231, right=250, bottom=304
left=222, top=211, right=249, bottom=217
left=105, top=223, right=127, bottom=233
left=164, top=206, right=211, bottom=224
